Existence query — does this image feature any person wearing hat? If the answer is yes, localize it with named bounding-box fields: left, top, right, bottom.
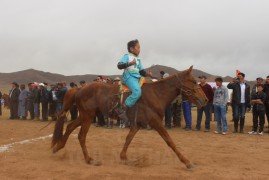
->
left=9, top=82, right=21, bottom=119
left=195, top=75, right=214, bottom=132
left=113, top=77, right=121, bottom=85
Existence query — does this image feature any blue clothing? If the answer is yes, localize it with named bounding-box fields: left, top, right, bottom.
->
left=119, top=53, right=144, bottom=83
left=124, top=75, right=142, bottom=107
left=119, top=53, right=144, bottom=107
left=182, top=100, right=192, bottom=128
left=214, top=104, right=228, bottom=132
left=18, top=89, right=29, bottom=118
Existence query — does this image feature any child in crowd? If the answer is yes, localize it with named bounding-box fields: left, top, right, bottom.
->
left=248, top=84, right=266, bottom=135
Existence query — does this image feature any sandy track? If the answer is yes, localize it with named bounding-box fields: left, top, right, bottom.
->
left=0, top=109, right=269, bottom=180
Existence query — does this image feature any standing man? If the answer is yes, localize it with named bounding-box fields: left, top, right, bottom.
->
left=33, top=83, right=40, bottom=120
left=18, top=84, right=28, bottom=120
left=195, top=75, right=214, bottom=132
left=263, top=76, right=269, bottom=130
left=26, top=83, right=35, bottom=120
left=213, top=77, right=229, bottom=135
left=227, top=72, right=251, bottom=133
left=160, top=71, right=172, bottom=129
left=9, top=82, right=20, bottom=119
left=40, top=83, right=49, bottom=121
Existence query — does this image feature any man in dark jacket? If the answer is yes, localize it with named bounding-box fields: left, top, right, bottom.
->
left=195, top=75, right=214, bottom=132
left=227, top=72, right=251, bottom=133
left=9, top=82, right=20, bottom=119
left=55, top=82, right=67, bottom=114
left=40, top=83, right=49, bottom=121
left=48, top=84, right=57, bottom=120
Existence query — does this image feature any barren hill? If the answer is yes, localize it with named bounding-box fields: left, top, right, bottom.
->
left=1, top=65, right=249, bottom=93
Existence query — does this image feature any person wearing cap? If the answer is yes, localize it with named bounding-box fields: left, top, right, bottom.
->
left=213, top=77, right=229, bottom=135
left=113, top=77, right=121, bottom=85
left=40, top=83, right=49, bottom=121
left=9, top=82, right=21, bottom=119
left=18, top=84, right=29, bottom=120
left=195, top=75, right=214, bottom=132
left=227, top=72, right=251, bottom=133
left=80, top=80, right=86, bottom=87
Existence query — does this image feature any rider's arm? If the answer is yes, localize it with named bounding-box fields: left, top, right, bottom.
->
left=117, top=54, right=130, bottom=70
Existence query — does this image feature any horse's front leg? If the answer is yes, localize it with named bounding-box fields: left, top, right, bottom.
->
left=120, top=124, right=140, bottom=161
left=149, top=116, right=193, bottom=169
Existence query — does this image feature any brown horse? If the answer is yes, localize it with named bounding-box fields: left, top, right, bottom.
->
left=2, top=93, right=10, bottom=109
left=52, top=66, right=208, bottom=169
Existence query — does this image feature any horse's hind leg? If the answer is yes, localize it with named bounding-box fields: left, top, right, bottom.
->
left=120, top=124, right=140, bottom=161
left=53, top=116, right=82, bottom=153
left=150, top=117, right=193, bottom=169
left=78, top=111, right=100, bottom=165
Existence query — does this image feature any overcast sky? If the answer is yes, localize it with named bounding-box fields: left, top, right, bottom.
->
left=0, top=0, right=268, bottom=80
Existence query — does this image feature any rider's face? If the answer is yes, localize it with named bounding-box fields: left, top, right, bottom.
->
left=130, top=43, right=140, bottom=56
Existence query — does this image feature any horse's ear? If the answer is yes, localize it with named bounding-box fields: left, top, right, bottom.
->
left=187, top=65, right=193, bottom=73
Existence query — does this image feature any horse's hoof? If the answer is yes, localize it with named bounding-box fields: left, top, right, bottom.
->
left=89, top=160, right=102, bottom=166
left=52, top=147, right=58, bottom=154
left=186, top=163, right=194, bottom=169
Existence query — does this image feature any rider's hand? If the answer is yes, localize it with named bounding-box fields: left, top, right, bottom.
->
left=129, top=60, right=136, bottom=66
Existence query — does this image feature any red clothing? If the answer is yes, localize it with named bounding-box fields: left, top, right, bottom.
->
left=199, top=83, right=214, bottom=103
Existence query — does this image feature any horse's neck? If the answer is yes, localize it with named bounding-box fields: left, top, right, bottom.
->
left=153, top=75, right=180, bottom=107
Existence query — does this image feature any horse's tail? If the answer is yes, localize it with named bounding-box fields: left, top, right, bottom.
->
left=51, top=88, right=78, bottom=148
left=51, top=111, right=66, bottom=148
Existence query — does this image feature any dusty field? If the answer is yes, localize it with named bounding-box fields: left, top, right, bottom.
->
left=0, top=107, right=269, bottom=180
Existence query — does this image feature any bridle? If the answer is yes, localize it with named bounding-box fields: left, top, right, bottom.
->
left=175, top=73, right=200, bottom=97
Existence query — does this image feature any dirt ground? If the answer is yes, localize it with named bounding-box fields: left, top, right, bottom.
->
left=0, top=107, right=269, bottom=180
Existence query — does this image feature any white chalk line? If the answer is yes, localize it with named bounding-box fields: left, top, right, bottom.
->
left=0, top=134, right=53, bottom=153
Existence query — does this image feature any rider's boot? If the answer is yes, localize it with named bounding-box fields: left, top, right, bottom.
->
left=115, top=103, right=129, bottom=128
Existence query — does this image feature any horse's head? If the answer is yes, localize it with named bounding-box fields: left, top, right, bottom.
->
left=177, top=66, right=208, bottom=108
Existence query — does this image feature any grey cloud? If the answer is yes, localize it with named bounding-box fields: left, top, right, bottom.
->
left=0, top=0, right=269, bottom=80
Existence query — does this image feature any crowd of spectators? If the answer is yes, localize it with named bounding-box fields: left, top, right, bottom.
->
left=1, top=73, right=269, bottom=135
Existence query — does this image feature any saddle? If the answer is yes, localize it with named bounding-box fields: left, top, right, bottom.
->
left=118, top=77, right=146, bottom=93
